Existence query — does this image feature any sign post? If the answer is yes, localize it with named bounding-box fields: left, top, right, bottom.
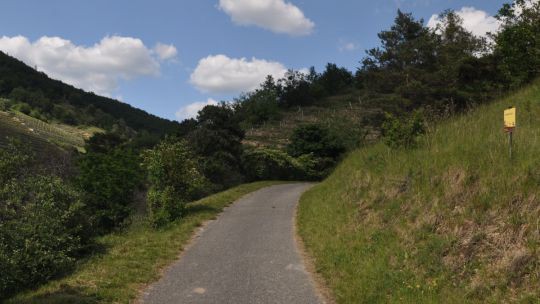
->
left=504, top=107, right=516, bottom=159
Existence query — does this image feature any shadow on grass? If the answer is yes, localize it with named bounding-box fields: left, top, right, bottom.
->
left=185, top=203, right=220, bottom=215
left=9, top=285, right=98, bottom=304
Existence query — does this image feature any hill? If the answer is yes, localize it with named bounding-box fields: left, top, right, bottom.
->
left=298, top=80, right=540, bottom=303
left=0, top=51, right=179, bottom=136
left=0, top=106, right=101, bottom=152
left=243, top=89, right=382, bottom=149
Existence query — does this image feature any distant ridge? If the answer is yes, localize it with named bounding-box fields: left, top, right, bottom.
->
left=0, top=51, right=179, bottom=136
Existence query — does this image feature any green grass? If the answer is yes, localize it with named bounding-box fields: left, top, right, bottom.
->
left=298, top=81, right=540, bottom=303
left=7, top=181, right=284, bottom=304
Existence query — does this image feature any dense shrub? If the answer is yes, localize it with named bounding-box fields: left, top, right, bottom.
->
left=142, top=139, right=207, bottom=227
left=242, top=148, right=330, bottom=181
left=76, top=148, right=142, bottom=233
left=0, top=141, right=86, bottom=299
left=287, top=124, right=345, bottom=159
left=382, top=111, right=425, bottom=148
left=242, top=148, right=301, bottom=181
left=188, top=104, right=245, bottom=190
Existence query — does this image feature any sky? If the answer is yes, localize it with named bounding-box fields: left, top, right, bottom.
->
left=0, top=0, right=508, bottom=122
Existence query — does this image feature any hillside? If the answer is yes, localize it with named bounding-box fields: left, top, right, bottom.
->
left=243, top=89, right=384, bottom=150
left=0, top=106, right=101, bottom=152
left=0, top=51, right=179, bottom=136
left=298, top=81, right=540, bottom=303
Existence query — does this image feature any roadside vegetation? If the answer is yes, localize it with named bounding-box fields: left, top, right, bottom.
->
left=6, top=181, right=282, bottom=303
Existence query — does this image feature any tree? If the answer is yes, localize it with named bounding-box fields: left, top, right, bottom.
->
left=142, top=138, right=207, bottom=227
left=189, top=103, right=245, bottom=189
left=495, top=0, right=540, bottom=87
left=234, top=75, right=281, bottom=127
left=318, top=63, right=354, bottom=95
left=287, top=124, right=345, bottom=159
left=277, top=70, right=314, bottom=107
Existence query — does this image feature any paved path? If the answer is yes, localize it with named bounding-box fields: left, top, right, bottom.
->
left=140, top=183, right=322, bottom=304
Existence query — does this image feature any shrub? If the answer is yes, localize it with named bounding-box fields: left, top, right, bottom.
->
left=0, top=141, right=86, bottom=299
left=76, top=148, right=142, bottom=233
left=382, top=111, right=425, bottom=148
left=142, top=139, right=207, bottom=227
left=287, top=124, right=345, bottom=159
left=242, top=148, right=300, bottom=181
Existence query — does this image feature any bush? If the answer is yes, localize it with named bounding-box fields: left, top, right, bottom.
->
left=382, top=111, right=425, bottom=148
left=242, top=148, right=330, bottom=181
left=142, top=139, right=207, bottom=227
left=0, top=141, right=86, bottom=299
left=242, top=148, right=301, bottom=181
left=287, top=124, right=346, bottom=159
left=76, top=148, right=142, bottom=233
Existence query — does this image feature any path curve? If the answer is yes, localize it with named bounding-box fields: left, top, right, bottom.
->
left=139, top=183, right=322, bottom=304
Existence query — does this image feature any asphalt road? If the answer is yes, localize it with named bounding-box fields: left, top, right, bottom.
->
left=140, top=183, right=322, bottom=304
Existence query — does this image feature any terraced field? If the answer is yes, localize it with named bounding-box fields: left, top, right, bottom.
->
left=0, top=110, right=99, bottom=152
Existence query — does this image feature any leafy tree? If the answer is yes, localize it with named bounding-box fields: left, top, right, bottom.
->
left=76, top=147, right=142, bottom=232
left=142, top=138, right=207, bottom=227
left=277, top=70, right=314, bottom=107
left=495, top=0, right=540, bottom=87
left=318, top=63, right=354, bottom=95
left=234, top=76, right=281, bottom=127
left=189, top=103, right=245, bottom=189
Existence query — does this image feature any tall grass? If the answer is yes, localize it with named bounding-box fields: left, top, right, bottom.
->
left=298, top=81, right=540, bottom=303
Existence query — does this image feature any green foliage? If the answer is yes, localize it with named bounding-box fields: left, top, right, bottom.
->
left=76, top=148, right=142, bottom=233
left=495, top=0, right=540, bottom=87
left=189, top=103, right=245, bottom=189
left=234, top=76, right=281, bottom=127
left=0, top=141, right=86, bottom=299
left=142, top=138, right=207, bottom=227
left=242, top=148, right=301, bottom=181
left=382, top=111, right=425, bottom=148
left=319, top=63, right=354, bottom=95
left=287, top=124, right=346, bottom=159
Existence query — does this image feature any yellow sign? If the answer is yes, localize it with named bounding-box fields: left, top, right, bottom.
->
left=504, top=107, right=516, bottom=129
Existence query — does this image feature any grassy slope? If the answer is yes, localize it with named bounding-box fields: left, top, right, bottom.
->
left=298, top=81, right=540, bottom=303
left=244, top=89, right=381, bottom=149
left=0, top=108, right=99, bottom=152
left=7, top=181, right=284, bottom=304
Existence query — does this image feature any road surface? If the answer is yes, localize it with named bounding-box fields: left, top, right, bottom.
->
left=140, top=183, right=323, bottom=304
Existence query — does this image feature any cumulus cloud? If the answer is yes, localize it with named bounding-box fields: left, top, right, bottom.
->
left=218, top=0, right=315, bottom=36
left=190, top=54, right=287, bottom=94
left=0, top=35, right=177, bottom=96
left=427, top=7, right=501, bottom=38
left=153, top=43, right=178, bottom=61
left=175, top=98, right=218, bottom=121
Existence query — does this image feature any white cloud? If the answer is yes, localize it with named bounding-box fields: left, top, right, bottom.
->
left=218, top=0, right=315, bottom=36
left=176, top=98, right=218, bottom=121
left=427, top=7, right=502, bottom=38
left=153, top=43, right=178, bottom=61
left=339, top=41, right=359, bottom=52
left=0, top=35, right=177, bottom=96
left=190, top=54, right=287, bottom=94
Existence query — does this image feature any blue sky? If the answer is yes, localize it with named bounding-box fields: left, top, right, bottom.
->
left=0, top=0, right=507, bottom=121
